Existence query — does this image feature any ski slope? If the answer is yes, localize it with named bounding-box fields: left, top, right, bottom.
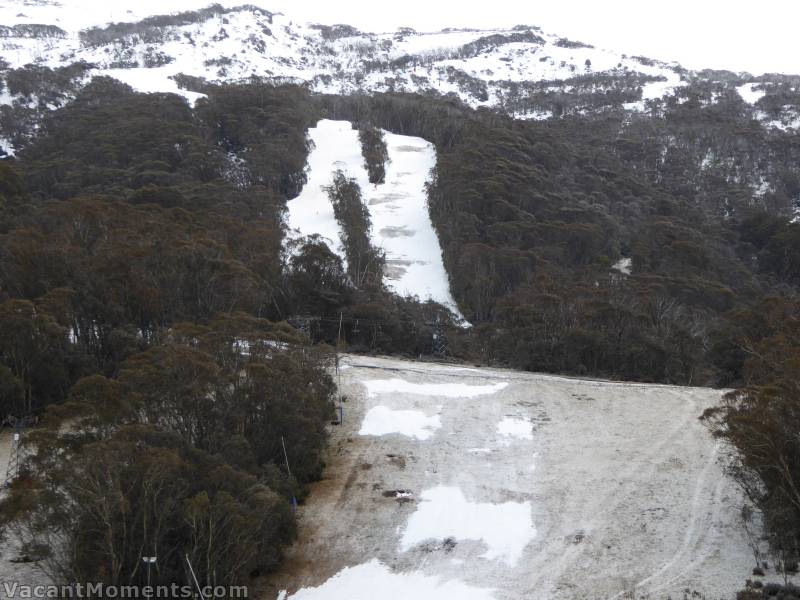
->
left=268, top=355, right=765, bottom=600
left=286, top=119, right=462, bottom=315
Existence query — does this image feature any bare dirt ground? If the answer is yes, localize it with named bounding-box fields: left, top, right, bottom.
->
left=263, top=355, right=762, bottom=600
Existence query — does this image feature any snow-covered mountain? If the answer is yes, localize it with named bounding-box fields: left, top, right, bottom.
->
left=0, top=0, right=690, bottom=119
left=3, top=1, right=798, bottom=155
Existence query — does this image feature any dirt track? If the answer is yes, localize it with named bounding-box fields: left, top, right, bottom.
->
left=264, top=355, right=762, bottom=600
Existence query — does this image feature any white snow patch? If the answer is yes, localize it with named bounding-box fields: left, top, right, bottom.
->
left=496, top=417, right=533, bottom=440
left=96, top=68, right=206, bottom=105
left=366, top=130, right=463, bottom=316
left=287, top=120, right=463, bottom=316
left=0, top=136, right=13, bottom=158
left=400, top=486, right=536, bottom=565
left=286, top=559, right=496, bottom=600
left=737, top=83, right=766, bottom=105
left=612, top=257, right=632, bottom=275
left=359, top=406, right=441, bottom=440
left=362, top=378, right=508, bottom=398
left=286, top=120, right=365, bottom=264
left=641, top=72, right=683, bottom=101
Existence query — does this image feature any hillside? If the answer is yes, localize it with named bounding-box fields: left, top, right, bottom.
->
left=268, top=355, right=755, bottom=600
left=2, top=1, right=800, bottom=159
left=1, top=3, right=800, bottom=599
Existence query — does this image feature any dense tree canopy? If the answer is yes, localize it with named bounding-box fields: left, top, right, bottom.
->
left=1, top=74, right=799, bottom=590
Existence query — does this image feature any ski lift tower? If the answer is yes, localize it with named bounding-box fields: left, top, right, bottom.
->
left=430, top=311, right=449, bottom=358
left=4, top=418, right=25, bottom=487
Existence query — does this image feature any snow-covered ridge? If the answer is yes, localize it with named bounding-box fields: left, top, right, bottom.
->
left=0, top=0, right=688, bottom=119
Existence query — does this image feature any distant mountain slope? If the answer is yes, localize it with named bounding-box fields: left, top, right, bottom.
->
left=0, top=1, right=785, bottom=137
left=0, top=0, right=683, bottom=115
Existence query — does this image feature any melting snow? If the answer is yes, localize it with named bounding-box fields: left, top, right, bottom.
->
left=96, top=68, right=207, bottom=105
left=737, top=83, right=766, bottom=105
left=399, top=486, right=536, bottom=566
left=641, top=72, right=683, bottom=101
left=0, top=136, right=13, bottom=158
left=496, top=417, right=533, bottom=440
left=284, top=559, right=496, bottom=600
left=612, top=257, right=633, bottom=275
left=286, top=120, right=364, bottom=264
left=286, top=120, right=463, bottom=315
left=362, top=378, right=508, bottom=398
left=359, top=406, right=441, bottom=440
left=366, top=131, right=461, bottom=314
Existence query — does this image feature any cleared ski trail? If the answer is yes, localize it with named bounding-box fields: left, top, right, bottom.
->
left=266, top=355, right=759, bottom=600
left=286, top=119, right=462, bottom=316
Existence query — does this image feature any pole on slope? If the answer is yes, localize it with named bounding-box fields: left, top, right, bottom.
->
left=185, top=554, right=206, bottom=600
left=142, top=556, right=157, bottom=587
left=336, top=311, right=344, bottom=424
left=281, top=436, right=298, bottom=513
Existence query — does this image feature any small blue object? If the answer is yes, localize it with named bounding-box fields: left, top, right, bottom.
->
left=291, top=496, right=298, bottom=513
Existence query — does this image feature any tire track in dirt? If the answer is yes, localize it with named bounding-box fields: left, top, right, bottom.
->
left=267, top=356, right=753, bottom=600
left=523, top=386, right=706, bottom=598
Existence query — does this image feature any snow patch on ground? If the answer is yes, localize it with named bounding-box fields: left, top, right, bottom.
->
left=285, top=559, right=496, bottom=600
left=365, top=130, right=462, bottom=315
left=96, top=68, right=206, bottom=105
left=496, top=417, right=533, bottom=440
left=286, top=119, right=463, bottom=315
left=642, top=71, right=684, bottom=101
left=399, top=486, right=536, bottom=566
left=268, top=355, right=759, bottom=600
left=737, top=83, right=766, bottom=105
left=612, top=257, right=633, bottom=275
left=359, top=406, right=441, bottom=440
left=362, top=378, right=508, bottom=398
left=286, top=120, right=365, bottom=264
left=0, top=136, right=13, bottom=157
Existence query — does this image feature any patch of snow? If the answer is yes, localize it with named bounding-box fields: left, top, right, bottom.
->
left=286, top=120, right=365, bottom=264
left=762, top=110, right=800, bottom=132
left=359, top=406, right=441, bottom=440
left=400, top=486, right=536, bottom=565
left=751, top=177, right=773, bottom=197
left=0, top=136, right=14, bottom=158
left=496, top=417, right=533, bottom=440
left=366, top=130, right=463, bottom=316
left=737, top=83, right=766, bottom=105
left=286, top=559, right=496, bottom=600
left=287, top=120, right=464, bottom=316
left=362, top=378, right=508, bottom=398
left=96, top=67, right=206, bottom=105
left=641, top=71, right=683, bottom=101
left=612, top=257, right=632, bottom=275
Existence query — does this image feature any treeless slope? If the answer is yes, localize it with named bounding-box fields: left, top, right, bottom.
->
left=267, top=355, right=755, bottom=600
